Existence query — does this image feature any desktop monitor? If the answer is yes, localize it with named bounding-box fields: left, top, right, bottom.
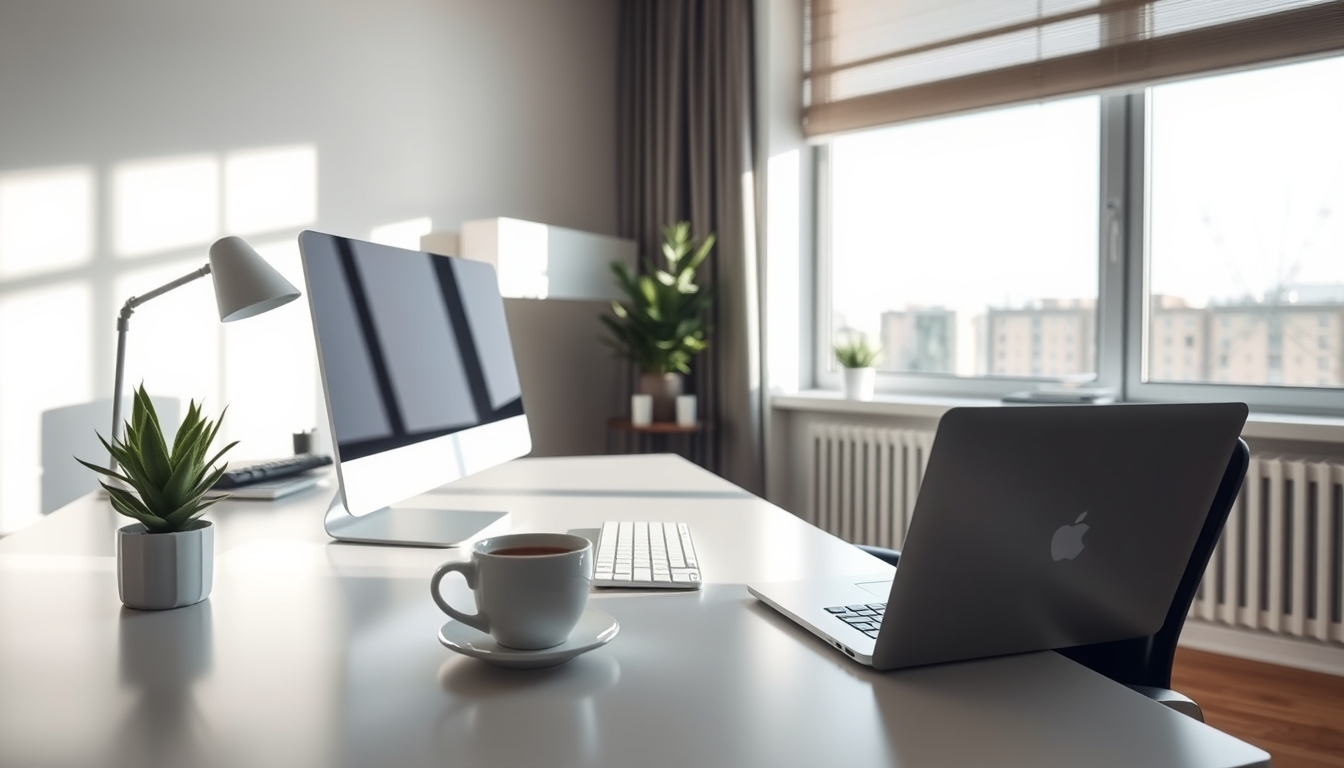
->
left=298, top=230, right=532, bottom=546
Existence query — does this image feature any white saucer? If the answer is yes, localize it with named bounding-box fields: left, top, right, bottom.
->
left=438, top=608, right=619, bottom=669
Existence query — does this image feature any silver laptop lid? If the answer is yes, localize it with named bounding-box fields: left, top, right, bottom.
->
left=873, top=402, right=1247, bottom=671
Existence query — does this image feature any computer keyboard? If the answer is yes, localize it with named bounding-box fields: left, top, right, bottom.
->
left=593, top=521, right=702, bottom=589
left=213, top=454, right=333, bottom=489
left=825, top=603, right=886, bottom=639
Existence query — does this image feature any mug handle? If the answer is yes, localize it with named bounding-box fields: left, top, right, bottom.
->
left=430, top=561, right=490, bottom=635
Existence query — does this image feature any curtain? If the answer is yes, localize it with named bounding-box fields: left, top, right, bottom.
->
left=807, top=0, right=1344, bottom=137
left=617, top=0, right=764, bottom=493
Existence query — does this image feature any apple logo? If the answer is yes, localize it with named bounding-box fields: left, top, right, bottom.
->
left=1051, top=511, right=1090, bottom=561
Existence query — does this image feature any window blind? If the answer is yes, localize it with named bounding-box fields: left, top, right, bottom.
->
left=805, top=0, right=1344, bottom=137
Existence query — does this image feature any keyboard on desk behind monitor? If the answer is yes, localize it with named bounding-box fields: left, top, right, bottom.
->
left=593, top=521, right=703, bottom=590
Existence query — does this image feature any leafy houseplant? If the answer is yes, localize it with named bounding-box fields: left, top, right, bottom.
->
left=77, top=385, right=236, bottom=610
left=601, top=222, right=715, bottom=421
left=834, top=335, right=881, bottom=401
left=834, top=336, right=881, bottom=370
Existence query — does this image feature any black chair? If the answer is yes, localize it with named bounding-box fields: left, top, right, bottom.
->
left=857, top=438, right=1250, bottom=721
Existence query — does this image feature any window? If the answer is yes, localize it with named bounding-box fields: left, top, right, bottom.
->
left=817, top=54, right=1344, bottom=411
left=824, top=96, right=1099, bottom=386
left=1143, top=57, right=1344, bottom=392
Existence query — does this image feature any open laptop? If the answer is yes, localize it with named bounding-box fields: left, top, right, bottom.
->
left=749, top=402, right=1248, bottom=671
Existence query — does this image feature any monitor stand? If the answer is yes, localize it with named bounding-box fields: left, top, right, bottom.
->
left=323, top=491, right=507, bottom=547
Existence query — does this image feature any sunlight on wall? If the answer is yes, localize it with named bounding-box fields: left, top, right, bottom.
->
left=222, top=240, right=318, bottom=459
left=766, top=150, right=801, bottom=394
left=369, top=217, right=433, bottom=250
left=225, top=146, right=318, bottom=236
left=114, top=259, right=223, bottom=411
left=0, top=144, right=321, bottom=532
left=0, top=167, right=95, bottom=279
left=113, top=155, right=220, bottom=258
left=0, top=283, right=92, bottom=533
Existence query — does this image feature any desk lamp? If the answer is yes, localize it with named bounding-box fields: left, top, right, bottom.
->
left=107, top=236, right=301, bottom=469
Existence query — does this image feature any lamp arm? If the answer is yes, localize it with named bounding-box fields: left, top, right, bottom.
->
left=108, top=263, right=212, bottom=469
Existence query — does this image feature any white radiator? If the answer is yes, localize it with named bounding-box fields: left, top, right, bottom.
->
left=805, top=422, right=1344, bottom=649
left=805, top=423, right=934, bottom=551
left=1193, top=456, right=1344, bottom=645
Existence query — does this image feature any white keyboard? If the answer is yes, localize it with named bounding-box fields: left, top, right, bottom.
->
left=593, top=521, right=702, bottom=589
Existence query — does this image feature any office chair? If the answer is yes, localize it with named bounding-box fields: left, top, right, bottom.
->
left=857, top=438, right=1251, bottom=722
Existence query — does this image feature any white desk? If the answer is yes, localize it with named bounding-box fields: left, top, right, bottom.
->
left=0, top=455, right=1269, bottom=768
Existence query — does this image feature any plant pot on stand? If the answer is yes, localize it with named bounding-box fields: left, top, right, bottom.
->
left=638, top=372, right=684, bottom=423
left=843, top=367, right=876, bottom=401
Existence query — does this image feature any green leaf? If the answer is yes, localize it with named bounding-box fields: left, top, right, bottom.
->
left=77, top=382, right=235, bottom=534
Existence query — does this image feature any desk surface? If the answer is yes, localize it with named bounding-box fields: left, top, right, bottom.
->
left=0, top=454, right=1269, bottom=768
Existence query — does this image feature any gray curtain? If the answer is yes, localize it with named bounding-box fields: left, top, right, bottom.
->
left=617, top=0, right=763, bottom=493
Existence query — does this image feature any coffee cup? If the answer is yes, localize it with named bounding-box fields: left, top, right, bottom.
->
left=431, top=532, right=593, bottom=650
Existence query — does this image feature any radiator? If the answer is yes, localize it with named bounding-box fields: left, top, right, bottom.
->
left=1193, top=456, right=1344, bottom=644
left=805, top=422, right=1344, bottom=648
left=805, top=423, right=935, bottom=551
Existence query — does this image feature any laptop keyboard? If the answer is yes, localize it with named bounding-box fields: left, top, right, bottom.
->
left=825, top=603, right=886, bottom=638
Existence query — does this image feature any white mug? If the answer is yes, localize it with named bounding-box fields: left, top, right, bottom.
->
left=431, top=532, right=593, bottom=650
left=631, top=394, right=653, bottom=426
left=675, top=394, right=697, bottom=427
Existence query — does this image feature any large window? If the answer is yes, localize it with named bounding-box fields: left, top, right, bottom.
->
left=829, top=96, right=1099, bottom=381
left=1145, top=57, right=1344, bottom=390
left=820, top=54, right=1344, bottom=411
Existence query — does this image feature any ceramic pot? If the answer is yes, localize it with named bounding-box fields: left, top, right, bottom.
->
left=638, top=372, right=684, bottom=422
left=842, top=367, right=876, bottom=401
left=117, top=520, right=214, bottom=610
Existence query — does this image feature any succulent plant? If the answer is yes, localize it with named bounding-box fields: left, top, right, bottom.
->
left=600, top=222, right=715, bottom=375
left=77, top=384, right=237, bottom=533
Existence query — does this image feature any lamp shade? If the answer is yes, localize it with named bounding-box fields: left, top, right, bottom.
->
left=208, top=236, right=301, bottom=322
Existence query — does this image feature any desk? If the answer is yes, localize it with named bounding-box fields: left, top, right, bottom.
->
left=0, top=455, right=1268, bottom=768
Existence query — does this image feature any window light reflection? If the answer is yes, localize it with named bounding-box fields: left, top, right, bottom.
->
left=113, top=155, right=220, bottom=258
left=0, top=166, right=94, bottom=279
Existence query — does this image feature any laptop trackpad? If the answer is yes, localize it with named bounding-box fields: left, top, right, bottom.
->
left=856, top=580, right=894, bottom=598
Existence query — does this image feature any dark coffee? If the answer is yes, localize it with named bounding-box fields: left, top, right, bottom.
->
left=491, top=545, right=575, bottom=557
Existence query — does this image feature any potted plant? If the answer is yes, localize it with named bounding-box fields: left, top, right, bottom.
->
left=77, top=385, right=236, bottom=611
left=601, top=222, right=715, bottom=422
left=835, top=335, right=881, bottom=401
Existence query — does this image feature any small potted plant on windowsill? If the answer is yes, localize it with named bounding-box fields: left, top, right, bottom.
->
left=601, top=222, right=715, bottom=422
left=835, top=335, right=881, bottom=401
left=77, top=385, right=236, bottom=611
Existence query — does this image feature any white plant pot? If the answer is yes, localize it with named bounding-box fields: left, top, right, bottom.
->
left=117, top=520, right=214, bottom=611
left=842, top=367, right=876, bottom=401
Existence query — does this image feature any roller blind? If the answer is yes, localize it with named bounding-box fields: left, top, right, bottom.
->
left=805, top=0, right=1344, bottom=137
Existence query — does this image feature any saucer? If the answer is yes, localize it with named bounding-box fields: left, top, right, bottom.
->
left=438, top=608, right=619, bottom=669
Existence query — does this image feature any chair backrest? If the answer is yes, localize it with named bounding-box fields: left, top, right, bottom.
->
left=1059, top=438, right=1250, bottom=688
left=41, top=396, right=181, bottom=515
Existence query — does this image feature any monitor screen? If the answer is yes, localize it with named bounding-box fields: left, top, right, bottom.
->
left=299, top=230, right=531, bottom=533
left=301, top=232, right=524, bottom=463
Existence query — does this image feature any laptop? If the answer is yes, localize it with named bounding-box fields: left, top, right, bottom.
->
left=749, top=402, right=1248, bottom=671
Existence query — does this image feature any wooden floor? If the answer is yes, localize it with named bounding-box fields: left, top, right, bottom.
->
left=1172, top=648, right=1344, bottom=767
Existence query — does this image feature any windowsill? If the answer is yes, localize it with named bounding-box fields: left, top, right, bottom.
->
left=771, top=390, right=1344, bottom=444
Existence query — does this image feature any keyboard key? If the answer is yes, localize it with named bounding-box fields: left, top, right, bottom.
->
left=867, top=604, right=886, bottom=610
left=824, top=606, right=847, bottom=614
left=845, top=605, right=867, bottom=612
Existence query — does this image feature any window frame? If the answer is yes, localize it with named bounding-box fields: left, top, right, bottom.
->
left=814, top=62, right=1344, bottom=414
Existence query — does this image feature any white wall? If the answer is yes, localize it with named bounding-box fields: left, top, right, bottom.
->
left=0, top=0, right=619, bottom=532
